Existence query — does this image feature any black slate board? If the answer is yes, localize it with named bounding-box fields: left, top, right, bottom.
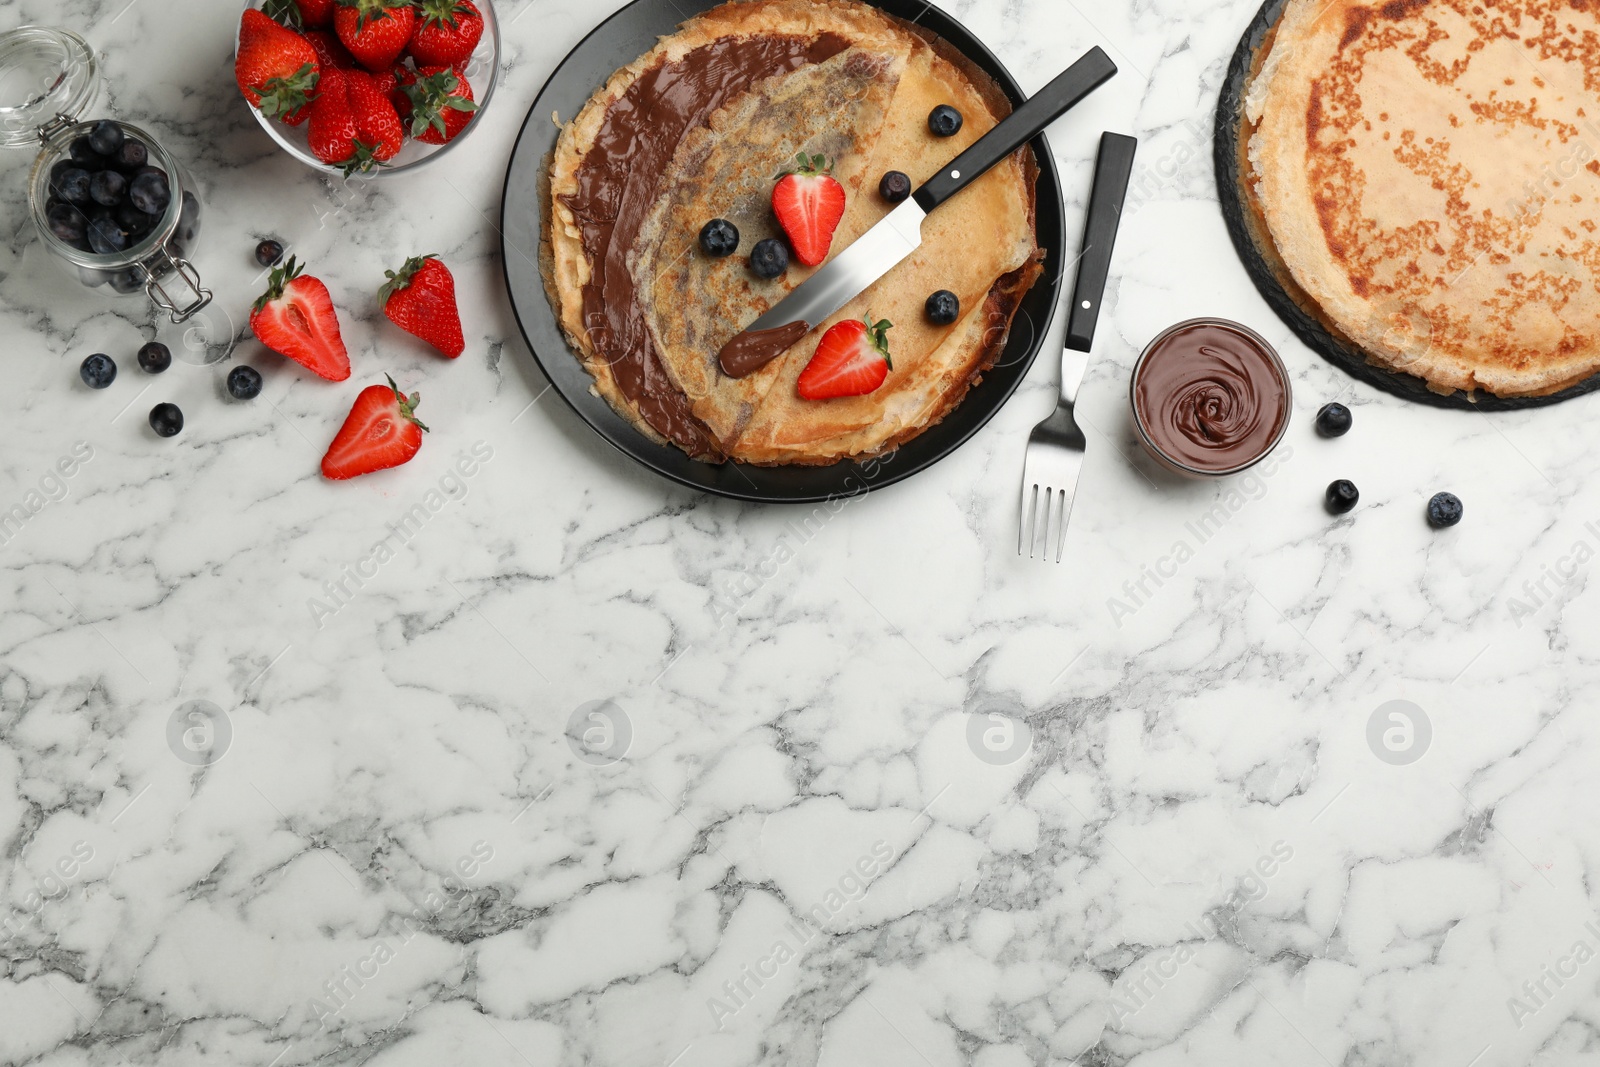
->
left=1214, top=0, right=1600, bottom=410
left=500, top=0, right=1071, bottom=502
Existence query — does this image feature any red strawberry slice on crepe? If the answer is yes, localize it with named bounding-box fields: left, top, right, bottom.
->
left=381, top=254, right=466, bottom=357
left=321, top=376, right=429, bottom=480
left=334, top=0, right=416, bottom=72
left=797, top=317, right=894, bottom=400
left=408, top=0, right=484, bottom=67
left=250, top=256, right=351, bottom=381
left=772, top=153, right=847, bottom=267
left=236, top=9, right=321, bottom=125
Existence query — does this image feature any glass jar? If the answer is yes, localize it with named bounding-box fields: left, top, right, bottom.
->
left=1, top=26, right=211, bottom=322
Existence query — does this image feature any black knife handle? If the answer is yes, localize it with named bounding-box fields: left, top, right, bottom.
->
left=1065, top=132, right=1137, bottom=352
left=913, top=47, right=1117, bottom=213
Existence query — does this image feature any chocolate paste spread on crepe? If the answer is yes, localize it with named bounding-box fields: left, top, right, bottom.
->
left=546, top=0, right=1041, bottom=463
left=1248, top=0, right=1600, bottom=398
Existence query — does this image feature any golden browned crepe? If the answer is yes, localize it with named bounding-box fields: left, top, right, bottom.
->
left=545, top=0, right=1040, bottom=464
left=1248, top=0, right=1600, bottom=397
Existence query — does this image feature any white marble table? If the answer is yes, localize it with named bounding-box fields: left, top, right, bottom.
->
left=1, top=0, right=1597, bottom=1064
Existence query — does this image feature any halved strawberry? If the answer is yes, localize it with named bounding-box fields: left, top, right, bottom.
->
left=381, top=254, right=465, bottom=357
left=772, top=153, right=847, bottom=267
left=395, top=65, right=478, bottom=144
left=796, top=317, right=893, bottom=400
left=334, top=0, right=416, bottom=72
left=236, top=9, right=321, bottom=124
left=250, top=256, right=351, bottom=382
left=408, top=0, right=484, bottom=67
left=321, top=376, right=428, bottom=480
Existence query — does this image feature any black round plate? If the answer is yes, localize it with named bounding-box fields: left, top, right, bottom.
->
left=1215, top=0, right=1600, bottom=410
left=501, top=0, right=1067, bottom=502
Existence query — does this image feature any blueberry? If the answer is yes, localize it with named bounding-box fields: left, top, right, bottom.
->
left=1427, top=491, right=1463, bottom=528
left=749, top=237, right=789, bottom=279
left=117, top=203, right=159, bottom=238
left=255, top=239, right=284, bottom=267
left=55, top=167, right=92, bottom=205
left=1325, top=479, right=1359, bottom=514
left=879, top=170, right=912, bottom=202
left=115, top=139, right=148, bottom=172
left=69, top=136, right=100, bottom=164
left=928, top=104, right=963, bottom=137
left=128, top=170, right=171, bottom=215
left=47, top=202, right=88, bottom=245
left=149, top=403, right=183, bottom=438
left=698, top=219, right=739, bottom=258
left=80, top=353, right=117, bottom=388
left=925, top=289, right=960, bottom=325
left=87, top=216, right=130, bottom=254
left=87, top=120, right=124, bottom=156
left=227, top=365, right=263, bottom=400
left=1315, top=402, right=1353, bottom=437
left=138, top=342, right=171, bottom=374
left=89, top=169, right=127, bottom=207
left=109, top=269, right=145, bottom=294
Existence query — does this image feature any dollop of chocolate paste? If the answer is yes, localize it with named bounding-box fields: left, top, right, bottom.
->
left=561, top=33, right=849, bottom=457
left=718, top=320, right=811, bottom=378
left=1133, top=322, right=1288, bottom=472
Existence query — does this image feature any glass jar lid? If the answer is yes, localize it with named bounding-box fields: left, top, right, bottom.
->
left=0, top=27, right=98, bottom=149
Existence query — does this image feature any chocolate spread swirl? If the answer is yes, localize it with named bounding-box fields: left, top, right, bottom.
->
left=1133, top=321, right=1288, bottom=472
left=560, top=33, right=849, bottom=458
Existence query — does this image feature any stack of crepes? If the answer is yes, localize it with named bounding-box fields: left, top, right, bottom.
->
left=543, top=0, right=1042, bottom=464
left=1248, top=0, right=1600, bottom=397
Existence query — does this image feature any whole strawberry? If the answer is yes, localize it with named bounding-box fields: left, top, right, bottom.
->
left=334, top=0, right=416, bottom=72
left=304, top=28, right=356, bottom=71
left=408, top=0, right=484, bottom=67
left=796, top=317, right=893, bottom=399
left=381, top=255, right=465, bottom=357
left=344, top=69, right=404, bottom=162
left=396, top=66, right=478, bottom=144
left=321, top=376, right=428, bottom=480
left=235, top=9, right=321, bottom=125
left=251, top=256, right=351, bottom=381
left=262, top=0, right=336, bottom=28
left=307, top=67, right=384, bottom=174
left=772, top=153, right=847, bottom=267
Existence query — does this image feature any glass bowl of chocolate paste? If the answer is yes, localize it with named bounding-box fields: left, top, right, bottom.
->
left=1130, top=318, right=1291, bottom=478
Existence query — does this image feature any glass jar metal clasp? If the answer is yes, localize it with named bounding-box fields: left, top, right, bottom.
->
left=143, top=245, right=212, bottom=324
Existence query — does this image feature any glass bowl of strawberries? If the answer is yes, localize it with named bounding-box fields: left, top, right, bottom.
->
left=234, top=0, right=499, bottom=177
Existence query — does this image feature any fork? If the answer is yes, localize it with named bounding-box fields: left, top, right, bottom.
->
left=1019, top=132, right=1138, bottom=562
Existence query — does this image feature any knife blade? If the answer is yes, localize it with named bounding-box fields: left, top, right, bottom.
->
left=717, top=45, right=1119, bottom=378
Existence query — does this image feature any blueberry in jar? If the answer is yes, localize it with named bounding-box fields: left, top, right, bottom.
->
left=87, top=215, right=130, bottom=255
left=129, top=169, right=170, bottom=215
left=69, top=136, right=100, bottom=164
left=109, top=268, right=145, bottom=294
left=149, top=402, right=183, bottom=438
left=87, top=120, right=124, bottom=156
left=879, top=170, right=912, bottom=202
left=925, top=290, right=960, bottom=325
left=1427, top=491, right=1463, bottom=528
left=117, top=203, right=158, bottom=238
left=228, top=365, right=263, bottom=400
left=115, top=139, right=148, bottom=172
left=47, top=202, right=88, bottom=245
left=89, top=169, right=127, bottom=207
left=138, top=342, right=171, bottom=374
left=80, top=353, right=116, bottom=388
left=749, top=237, right=789, bottom=279
left=928, top=104, right=963, bottom=137
left=699, top=219, right=739, bottom=257
left=55, top=167, right=92, bottom=205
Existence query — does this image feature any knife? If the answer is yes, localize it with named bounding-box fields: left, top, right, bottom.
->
left=717, top=46, right=1119, bottom=378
